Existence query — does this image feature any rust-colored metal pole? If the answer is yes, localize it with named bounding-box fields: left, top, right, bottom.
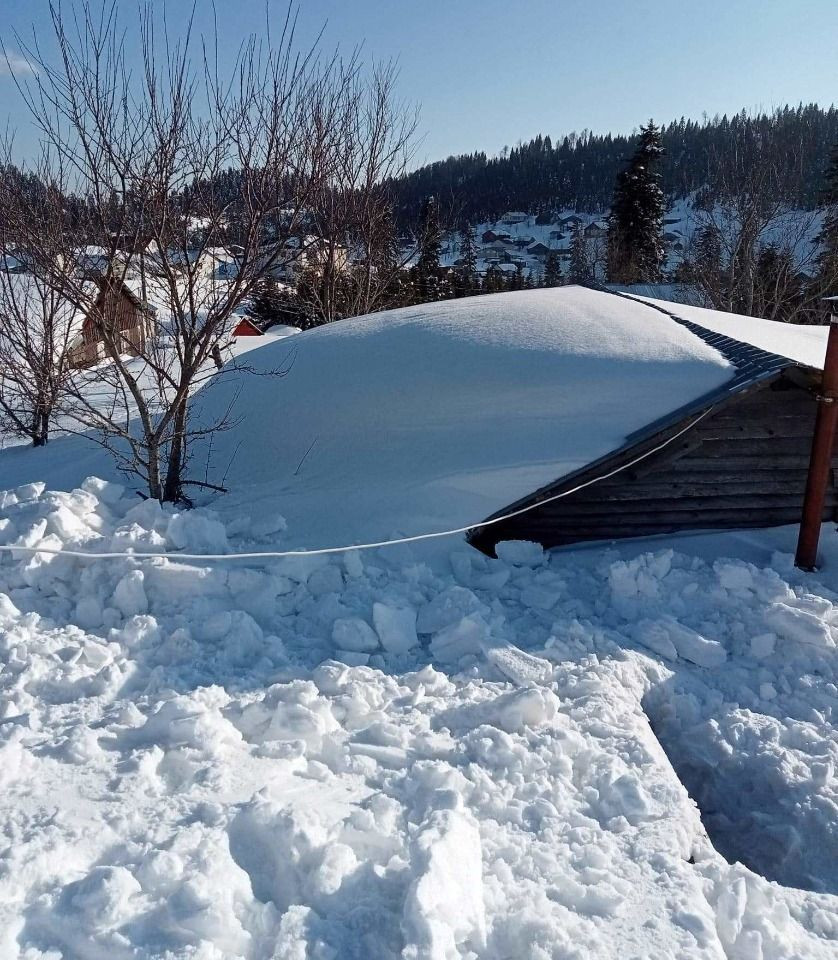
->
left=795, top=314, right=838, bottom=570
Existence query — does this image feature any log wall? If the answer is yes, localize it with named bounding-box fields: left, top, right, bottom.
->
left=471, top=375, right=837, bottom=553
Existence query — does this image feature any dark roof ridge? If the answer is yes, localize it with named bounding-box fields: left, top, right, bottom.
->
left=604, top=289, right=793, bottom=442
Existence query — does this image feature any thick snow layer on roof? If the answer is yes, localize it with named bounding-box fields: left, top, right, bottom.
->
left=635, top=295, right=830, bottom=370
left=191, top=286, right=733, bottom=546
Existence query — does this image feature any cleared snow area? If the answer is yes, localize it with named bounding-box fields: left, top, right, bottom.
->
left=0, top=483, right=837, bottom=958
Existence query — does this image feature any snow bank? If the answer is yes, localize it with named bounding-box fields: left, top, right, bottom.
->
left=2, top=479, right=838, bottom=958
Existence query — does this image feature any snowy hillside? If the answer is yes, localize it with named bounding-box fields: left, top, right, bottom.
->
left=1, top=288, right=838, bottom=959
left=446, top=198, right=823, bottom=284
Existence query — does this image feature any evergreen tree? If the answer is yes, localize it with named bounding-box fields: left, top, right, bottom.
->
left=814, top=142, right=838, bottom=303
left=568, top=229, right=592, bottom=283
left=370, top=204, right=406, bottom=310
left=543, top=250, right=561, bottom=287
left=416, top=195, right=443, bottom=301
left=510, top=263, right=525, bottom=291
left=454, top=224, right=479, bottom=296
left=483, top=265, right=503, bottom=294
left=607, top=121, right=666, bottom=283
left=248, top=276, right=286, bottom=329
left=680, top=224, right=723, bottom=301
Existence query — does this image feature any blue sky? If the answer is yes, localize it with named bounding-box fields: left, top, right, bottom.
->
left=2, top=0, right=837, bottom=166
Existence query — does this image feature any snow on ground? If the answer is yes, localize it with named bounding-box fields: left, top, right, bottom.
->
left=0, top=481, right=837, bottom=958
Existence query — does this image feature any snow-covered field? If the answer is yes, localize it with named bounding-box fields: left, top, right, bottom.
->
left=1, top=288, right=837, bottom=958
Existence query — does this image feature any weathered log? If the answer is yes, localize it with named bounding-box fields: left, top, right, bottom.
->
left=568, top=481, right=812, bottom=502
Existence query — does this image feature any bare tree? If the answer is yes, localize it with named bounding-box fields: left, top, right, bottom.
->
left=294, top=62, right=419, bottom=325
left=0, top=257, right=76, bottom=446
left=0, top=1, right=385, bottom=501
left=682, top=134, right=824, bottom=323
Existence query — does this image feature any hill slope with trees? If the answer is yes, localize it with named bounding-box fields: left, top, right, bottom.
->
left=390, top=104, right=838, bottom=225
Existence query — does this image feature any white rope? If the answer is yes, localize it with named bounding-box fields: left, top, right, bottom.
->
left=0, top=407, right=715, bottom=562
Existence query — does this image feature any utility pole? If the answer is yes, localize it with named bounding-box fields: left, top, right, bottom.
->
left=795, top=303, right=838, bottom=570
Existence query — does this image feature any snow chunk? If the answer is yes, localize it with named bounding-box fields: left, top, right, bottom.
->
left=402, top=796, right=486, bottom=960
left=0, top=592, right=21, bottom=623
left=417, top=586, right=487, bottom=635
left=495, top=540, right=544, bottom=567
left=307, top=564, right=344, bottom=596
left=764, top=602, right=835, bottom=648
left=81, top=476, right=125, bottom=505
left=430, top=614, right=489, bottom=665
left=637, top=617, right=726, bottom=668
left=166, top=511, right=229, bottom=554
left=59, top=865, right=141, bottom=926
left=372, top=602, right=418, bottom=654
left=112, top=570, right=148, bottom=617
left=248, top=512, right=287, bottom=540
left=331, top=617, right=380, bottom=653
left=490, top=686, right=561, bottom=732
left=750, top=633, right=776, bottom=659
left=485, top=641, right=554, bottom=686
left=14, top=482, right=45, bottom=502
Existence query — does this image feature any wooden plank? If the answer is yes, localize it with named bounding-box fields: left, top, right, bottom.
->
left=695, top=421, right=815, bottom=440
left=687, top=437, right=815, bottom=457
left=541, top=495, right=814, bottom=516
left=502, top=510, right=810, bottom=537
left=568, top=481, right=811, bottom=501
left=622, top=470, right=810, bottom=487
left=668, top=456, right=816, bottom=473
left=720, top=388, right=814, bottom=409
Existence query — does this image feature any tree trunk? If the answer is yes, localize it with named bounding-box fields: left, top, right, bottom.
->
left=162, top=398, right=189, bottom=503
left=31, top=397, right=49, bottom=446
left=146, top=440, right=163, bottom=501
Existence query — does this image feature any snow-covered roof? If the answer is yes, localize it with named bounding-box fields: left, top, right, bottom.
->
left=187, top=285, right=836, bottom=549
left=190, top=286, right=752, bottom=546
left=606, top=283, right=708, bottom=308
left=630, top=295, right=829, bottom=371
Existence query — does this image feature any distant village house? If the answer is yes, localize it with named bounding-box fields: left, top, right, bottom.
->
left=69, top=276, right=156, bottom=369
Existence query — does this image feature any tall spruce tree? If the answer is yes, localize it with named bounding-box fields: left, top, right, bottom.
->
left=543, top=250, right=561, bottom=287
left=815, top=142, right=838, bottom=301
left=568, top=229, right=592, bottom=283
left=454, top=224, right=479, bottom=296
left=415, top=195, right=443, bottom=302
left=606, top=121, right=666, bottom=283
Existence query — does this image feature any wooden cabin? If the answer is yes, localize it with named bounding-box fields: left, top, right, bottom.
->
left=469, top=299, right=831, bottom=555
left=69, top=277, right=155, bottom=369
left=233, top=316, right=264, bottom=337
